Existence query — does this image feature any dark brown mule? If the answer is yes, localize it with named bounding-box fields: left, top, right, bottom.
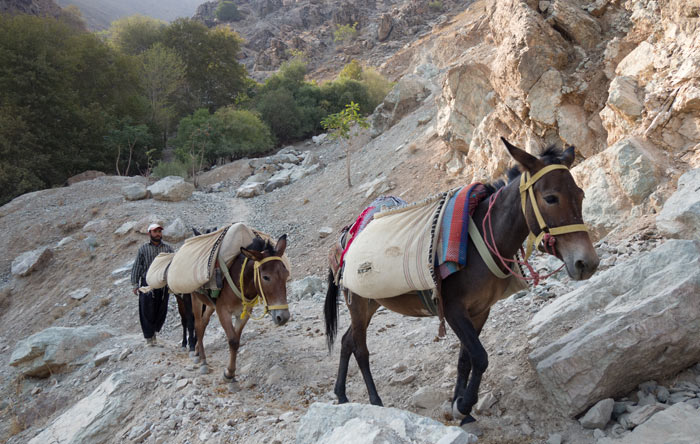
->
left=191, top=235, right=290, bottom=378
left=324, top=138, right=599, bottom=426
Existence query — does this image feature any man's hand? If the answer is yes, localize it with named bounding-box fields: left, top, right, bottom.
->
left=133, top=288, right=139, bottom=295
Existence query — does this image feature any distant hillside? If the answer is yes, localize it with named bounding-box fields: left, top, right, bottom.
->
left=56, top=0, right=203, bottom=29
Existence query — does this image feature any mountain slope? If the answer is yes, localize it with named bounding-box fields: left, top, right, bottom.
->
left=55, top=0, right=203, bottom=29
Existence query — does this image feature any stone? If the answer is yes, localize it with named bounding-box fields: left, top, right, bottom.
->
left=528, top=240, right=700, bottom=417
left=579, top=398, right=614, bottom=429
left=66, top=170, right=106, bottom=186
left=69, top=288, right=90, bottom=300
left=83, top=219, right=109, bottom=233
left=10, top=325, right=114, bottom=377
left=121, top=183, right=147, bottom=201
left=94, top=349, right=116, bottom=366
left=147, top=176, right=194, bottom=202
left=114, top=221, right=137, bottom=236
left=556, top=104, right=596, bottom=158
left=236, top=182, right=264, bottom=198
left=547, top=433, right=562, bottom=444
left=410, top=387, right=448, bottom=411
left=176, top=379, right=189, bottom=390
left=607, top=76, right=643, bottom=119
left=358, top=175, right=394, bottom=199
left=372, top=74, right=430, bottom=135
left=615, top=41, right=656, bottom=80
left=319, top=227, right=333, bottom=238
left=296, top=402, right=475, bottom=444
left=656, top=169, right=700, bottom=240
left=390, top=373, right=416, bottom=386
left=289, top=276, right=325, bottom=301
left=527, top=69, right=563, bottom=126
left=84, top=236, right=98, bottom=250
left=547, top=0, right=602, bottom=50
left=597, top=403, right=700, bottom=444
left=377, top=13, right=393, bottom=41
left=474, top=392, right=497, bottom=414
left=11, top=246, right=53, bottom=277
left=290, top=164, right=320, bottom=183
left=57, top=236, right=74, bottom=247
left=118, top=349, right=131, bottom=361
left=265, top=169, right=292, bottom=192
left=626, top=404, right=665, bottom=427
left=28, top=372, right=137, bottom=444
left=163, top=218, right=189, bottom=242
left=312, top=133, right=328, bottom=144
left=266, top=365, right=285, bottom=385
left=608, top=138, right=659, bottom=204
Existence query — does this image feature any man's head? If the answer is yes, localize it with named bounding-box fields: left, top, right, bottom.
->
left=148, top=223, right=163, bottom=244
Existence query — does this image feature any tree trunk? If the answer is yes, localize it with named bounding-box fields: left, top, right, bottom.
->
left=346, top=141, right=352, bottom=187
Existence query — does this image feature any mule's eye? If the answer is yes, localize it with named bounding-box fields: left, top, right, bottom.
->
left=262, top=275, right=271, bottom=282
left=544, top=195, right=558, bottom=204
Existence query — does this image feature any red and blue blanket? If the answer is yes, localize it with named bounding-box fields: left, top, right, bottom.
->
left=436, top=183, right=489, bottom=278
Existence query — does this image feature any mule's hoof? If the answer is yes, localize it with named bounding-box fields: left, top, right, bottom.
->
left=192, top=356, right=200, bottom=364
left=180, top=345, right=187, bottom=351
left=460, top=416, right=482, bottom=436
left=199, top=365, right=209, bottom=375
left=452, top=397, right=466, bottom=420
left=223, top=370, right=236, bottom=381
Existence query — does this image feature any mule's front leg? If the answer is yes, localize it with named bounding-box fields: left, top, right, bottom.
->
left=218, top=307, right=248, bottom=382
left=446, top=312, right=488, bottom=425
left=334, top=327, right=354, bottom=404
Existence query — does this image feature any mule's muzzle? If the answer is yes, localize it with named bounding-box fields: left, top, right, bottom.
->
left=271, top=309, right=290, bottom=326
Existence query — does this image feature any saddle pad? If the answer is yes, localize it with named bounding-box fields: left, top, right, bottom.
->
left=342, top=192, right=450, bottom=299
left=145, top=252, right=174, bottom=289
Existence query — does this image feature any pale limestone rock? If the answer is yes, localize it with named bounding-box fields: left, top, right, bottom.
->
left=11, top=246, right=53, bottom=277
left=318, top=227, right=333, bottom=238
left=608, top=138, right=659, bottom=204
left=114, top=221, right=136, bottom=236
left=597, top=403, right=700, bottom=444
left=121, top=183, right=147, bottom=201
left=607, top=76, right=643, bottom=119
left=547, top=0, right=602, bottom=50
left=556, top=104, right=597, bottom=158
left=27, top=372, right=136, bottom=444
left=409, top=387, right=449, bottom=411
left=528, top=240, right=700, bottom=417
left=163, top=218, right=188, bottom=242
left=147, top=176, right=194, bottom=202
left=10, top=325, right=114, bottom=377
left=615, top=41, right=656, bottom=81
left=656, top=168, right=700, bottom=240
left=236, top=182, right=264, bottom=198
left=527, top=69, right=562, bottom=126
left=69, top=288, right=90, bottom=300
left=372, top=74, right=430, bottom=136
left=579, top=398, right=614, bottom=429
left=296, top=402, right=475, bottom=444
left=377, top=13, right=393, bottom=41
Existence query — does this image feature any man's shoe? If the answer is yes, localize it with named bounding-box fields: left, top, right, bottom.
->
left=146, top=337, right=155, bottom=346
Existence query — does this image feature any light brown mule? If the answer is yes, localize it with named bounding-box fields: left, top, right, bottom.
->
left=324, top=138, right=599, bottom=427
left=191, top=235, right=289, bottom=379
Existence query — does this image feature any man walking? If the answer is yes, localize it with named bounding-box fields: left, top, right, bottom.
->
left=131, top=223, right=173, bottom=346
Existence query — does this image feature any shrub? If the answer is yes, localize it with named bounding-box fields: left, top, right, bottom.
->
left=339, top=59, right=363, bottom=81
left=216, top=1, right=242, bottom=21
left=152, top=159, right=189, bottom=179
left=428, top=1, right=443, bottom=12
left=333, top=22, right=358, bottom=44
left=361, top=67, right=394, bottom=110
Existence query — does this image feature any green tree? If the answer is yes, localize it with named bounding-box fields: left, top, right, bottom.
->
left=211, top=107, right=273, bottom=159
left=140, top=43, right=186, bottom=145
left=339, top=59, right=363, bottom=81
left=104, top=15, right=166, bottom=55
left=333, top=22, right=358, bottom=44
left=161, top=19, right=247, bottom=113
left=105, top=119, right=152, bottom=176
left=320, top=101, right=369, bottom=187
left=361, top=67, right=394, bottom=111
left=216, top=1, right=242, bottom=21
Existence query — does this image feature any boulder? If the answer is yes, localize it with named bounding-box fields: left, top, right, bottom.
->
left=11, top=247, right=53, bottom=277
left=289, top=275, right=325, bottom=301
left=608, top=138, right=659, bottom=204
left=656, top=169, right=700, bottom=240
left=290, top=164, right=320, bottom=183
left=265, top=169, right=292, bottom=192
left=607, top=76, right=643, bottom=119
left=372, top=74, right=430, bottom=135
left=546, top=0, right=602, bottom=50
left=528, top=240, right=700, bottom=417
left=527, top=69, right=563, bottom=126
left=296, top=402, right=476, bottom=444
left=66, top=170, right=106, bottom=186
left=163, top=218, right=188, bottom=242
left=10, top=325, right=114, bottom=377
left=377, top=13, right=393, bottom=41
left=147, top=176, right=194, bottom=202
left=121, top=183, right=147, bottom=201
left=27, top=372, right=137, bottom=444
left=615, top=41, right=656, bottom=81
left=236, top=182, right=264, bottom=198
left=598, top=403, right=700, bottom=444
left=69, top=288, right=90, bottom=301
left=114, top=221, right=136, bottom=236
left=409, top=387, right=450, bottom=411
left=579, top=398, right=614, bottom=429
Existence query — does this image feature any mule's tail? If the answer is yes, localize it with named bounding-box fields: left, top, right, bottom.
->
left=324, top=267, right=340, bottom=353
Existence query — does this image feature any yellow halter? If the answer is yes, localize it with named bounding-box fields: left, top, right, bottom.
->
left=238, top=256, right=288, bottom=320
left=519, top=164, right=589, bottom=259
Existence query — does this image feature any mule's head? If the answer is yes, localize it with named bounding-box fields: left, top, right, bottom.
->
left=241, top=234, right=290, bottom=325
left=501, top=138, right=599, bottom=280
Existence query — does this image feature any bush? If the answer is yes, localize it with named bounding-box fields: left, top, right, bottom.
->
left=152, top=159, right=189, bottom=179
left=333, top=22, right=358, bottom=44
left=428, top=1, right=443, bottom=12
left=361, top=67, right=394, bottom=110
left=216, top=1, right=242, bottom=22
left=339, top=59, right=363, bottom=81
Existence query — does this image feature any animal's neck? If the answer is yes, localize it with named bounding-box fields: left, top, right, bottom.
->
left=473, top=178, right=530, bottom=261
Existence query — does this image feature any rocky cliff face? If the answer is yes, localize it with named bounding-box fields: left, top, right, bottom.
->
left=0, top=0, right=61, bottom=17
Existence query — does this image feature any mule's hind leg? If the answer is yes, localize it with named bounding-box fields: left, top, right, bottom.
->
left=183, top=293, right=197, bottom=351
left=175, top=295, right=188, bottom=349
left=335, top=291, right=383, bottom=406
left=191, top=293, right=210, bottom=372
left=452, top=308, right=490, bottom=419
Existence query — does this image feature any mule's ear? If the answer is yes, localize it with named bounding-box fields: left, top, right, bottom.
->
left=275, top=234, right=287, bottom=256
left=240, top=247, right=264, bottom=262
left=561, top=146, right=575, bottom=168
left=501, top=137, right=541, bottom=173
left=192, top=228, right=201, bottom=236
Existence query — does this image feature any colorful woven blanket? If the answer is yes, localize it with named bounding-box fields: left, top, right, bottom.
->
left=436, top=183, right=489, bottom=278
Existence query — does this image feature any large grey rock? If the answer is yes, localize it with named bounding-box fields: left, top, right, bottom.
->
left=163, top=217, right=188, bottom=242
left=609, top=138, right=658, bottom=204
left=27, top=372, right=137, bottom=444
left=135, top=215, right=166, bottom=234
left=296, top=402, right=475, bottom=444
left=289, top=275, right=325, bottom=301
left=656, top=169, right=700, bottom=240
left=546, top=0, right=601, bottom=50
left=265, top=169, right=292, bottom=192
left=121, top=183, right=147, bottom=201
left=528, top=240, right=700, bottom=417
left=236, top=182, right=264, bottom=198
left=598, top=403, right=700, bottom=444
left=10, top=325, right=114, bottom=377
left=11, top=246, right=53, bottom=277
left=579, top=398, right=614, bottom=429
left=147, top=176, right=194, bottom=202
left=527, top=68, right=562, bottom=126
left=372, top=74, right=430, bottom=135
left=607, top=76, right=643, bottom=119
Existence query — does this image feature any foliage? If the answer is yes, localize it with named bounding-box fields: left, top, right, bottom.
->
left=216, top=1, right=242, bottom=21
left=174, top=108, right=273, bottom=167
left=104, top=119, right=152, bottom=176
left=339, top=59, right=363, bottom=81
left=0, top=14, right=146, bottom=205
left=360, top=67, right=394, bottom=111
left=428, top=1, right=444, bottom=12
left=152, top=159, right=189, bottom=179
left=58, top=5, right=87, bottom=31
left=320, top=101, right=369, bottom=187
left=161, top=19, right=246, bottom=114
left=333, top=22, right=358, bottom=44
left=104, top=15, right=166, bottom=55
left=139, top=43, right=186, bottom=143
